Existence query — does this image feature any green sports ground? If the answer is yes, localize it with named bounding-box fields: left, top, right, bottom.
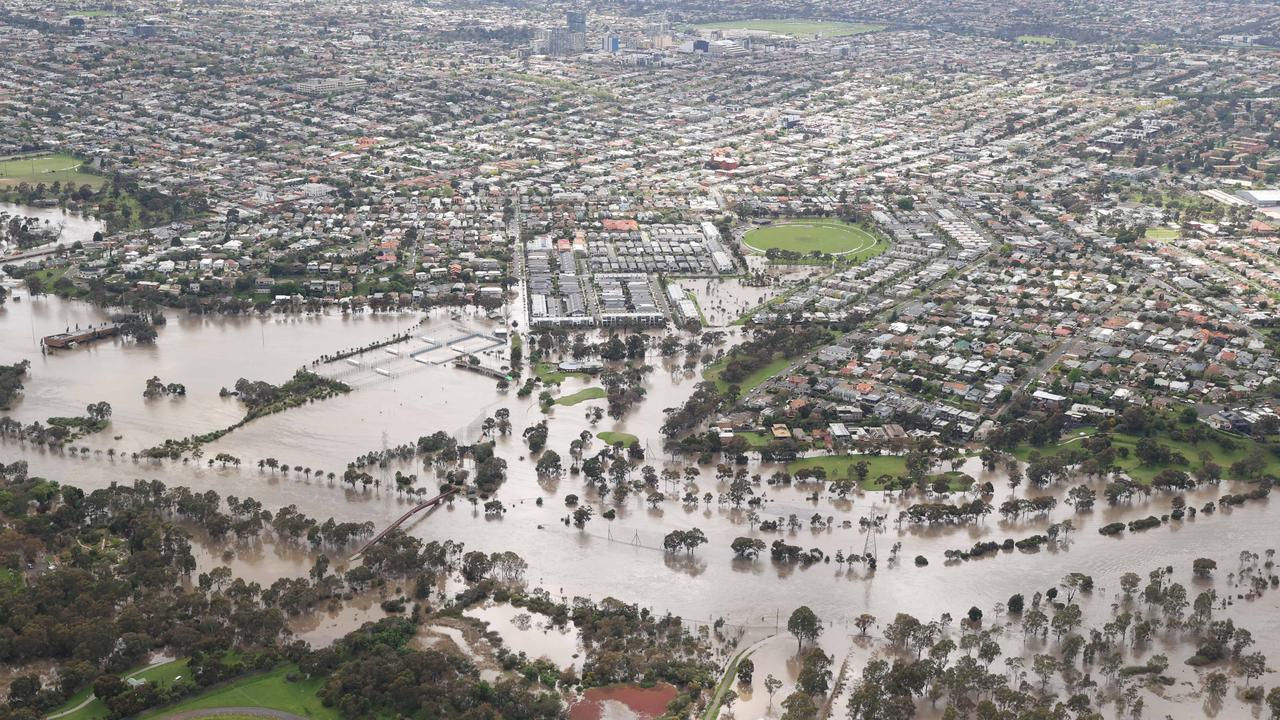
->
left=742, top=219, right=884, bottom=257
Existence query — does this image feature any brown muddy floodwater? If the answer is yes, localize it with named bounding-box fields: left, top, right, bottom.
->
left=3, top=296, right=1279, bottom=716
left=684, top=278, right=780, bottom=328
left=0, top=293, right=419, bottom=451
left=0, top=203, right=105, bottom=254
left=568, top=683, right=678, bottom=720
left=468, top=602, right=583, bottom=670
left=290, top=594, right=387, bottom=648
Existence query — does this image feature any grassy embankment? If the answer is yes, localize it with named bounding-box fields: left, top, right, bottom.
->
left=700, top=646, right=756, bottom=720
left=1012, top=426, right=1280, bottom=484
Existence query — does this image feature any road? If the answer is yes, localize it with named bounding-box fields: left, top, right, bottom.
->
left=701, top=634, right=776, bottom=720
left=741, top=248, right=996, bottom=407
left=989, top=338, right=1085, bottom=420
left=1146, top=272, right=1270, bottom=345
left=46, top=658, right=175, bottom=720
left=1, top=241, right=102, bottom=264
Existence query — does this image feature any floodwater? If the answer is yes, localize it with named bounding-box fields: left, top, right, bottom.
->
left=3, top=296, right=1279, bottom=716
left=568, top=683, right=678, bottom=720
left=0, top=202, right=104, bottom=253
left=290, top=594, right=386, bottom=648
left=685, top=278, right=779, bottom=328
left=0, top=295, right=419, bottom=451
left=419, top=622, right=501, bottom=682
left=468, top=602, right=582, bottom=669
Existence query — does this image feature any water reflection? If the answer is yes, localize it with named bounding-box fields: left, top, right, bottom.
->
left=0, top=202, right=104, bottom=255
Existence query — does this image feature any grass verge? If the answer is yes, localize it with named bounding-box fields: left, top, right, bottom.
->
left=701, top=646, right=755, bottom=720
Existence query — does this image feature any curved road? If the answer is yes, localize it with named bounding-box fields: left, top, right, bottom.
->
left=701, top=634, right=777, bottom=720
left=46, top=659, right=173, bottom=720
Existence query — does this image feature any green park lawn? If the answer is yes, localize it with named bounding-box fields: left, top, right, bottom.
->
left=703, top=355, right=793, bottom=395
left=1013, top=426, right=1280, bottom=484
left=535, top=361, right=589, bottom=384
left=735, top=431, right=772, bottom=448
left=132, top=659, right=192, bottom=687
left=743, top=220, right=883, bottom=257
left=597, top=431, right=639, bottom=447
left=1144, top=227, right=1180, bottom=241
left=159, top=716, right=264, bottom=720
left=555, top=387, right=606, bottom=406
left=49, top=686, right=101, bottom=720
left=142, top=665, right=336, bottom=720
left=787, top=454, right=977, bottom=490
left=788, top=455, right=906, bottom=485
left=1017, top=35, right=1062, bottom=45
left=50, top=660, right=191, bottom=720
left=31, top=266, right=70, bottom=285
left=0, top=154, right=103, bottom=188
left=695, top=19, right=884, bottom=37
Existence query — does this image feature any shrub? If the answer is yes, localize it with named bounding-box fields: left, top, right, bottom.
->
left=1127, top=516, right=1161, bottom=532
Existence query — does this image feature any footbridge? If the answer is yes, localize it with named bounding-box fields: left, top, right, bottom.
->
left=349, top=487, right=458, bottom=561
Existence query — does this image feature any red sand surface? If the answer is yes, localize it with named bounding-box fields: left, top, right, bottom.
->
left=567, top=683, right=678, bottom=720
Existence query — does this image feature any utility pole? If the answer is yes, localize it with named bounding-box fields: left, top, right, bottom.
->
left=381, top=430, right=389, bottom=488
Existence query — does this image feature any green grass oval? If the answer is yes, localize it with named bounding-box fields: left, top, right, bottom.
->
left=743, top=220, right=879, bottom=256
